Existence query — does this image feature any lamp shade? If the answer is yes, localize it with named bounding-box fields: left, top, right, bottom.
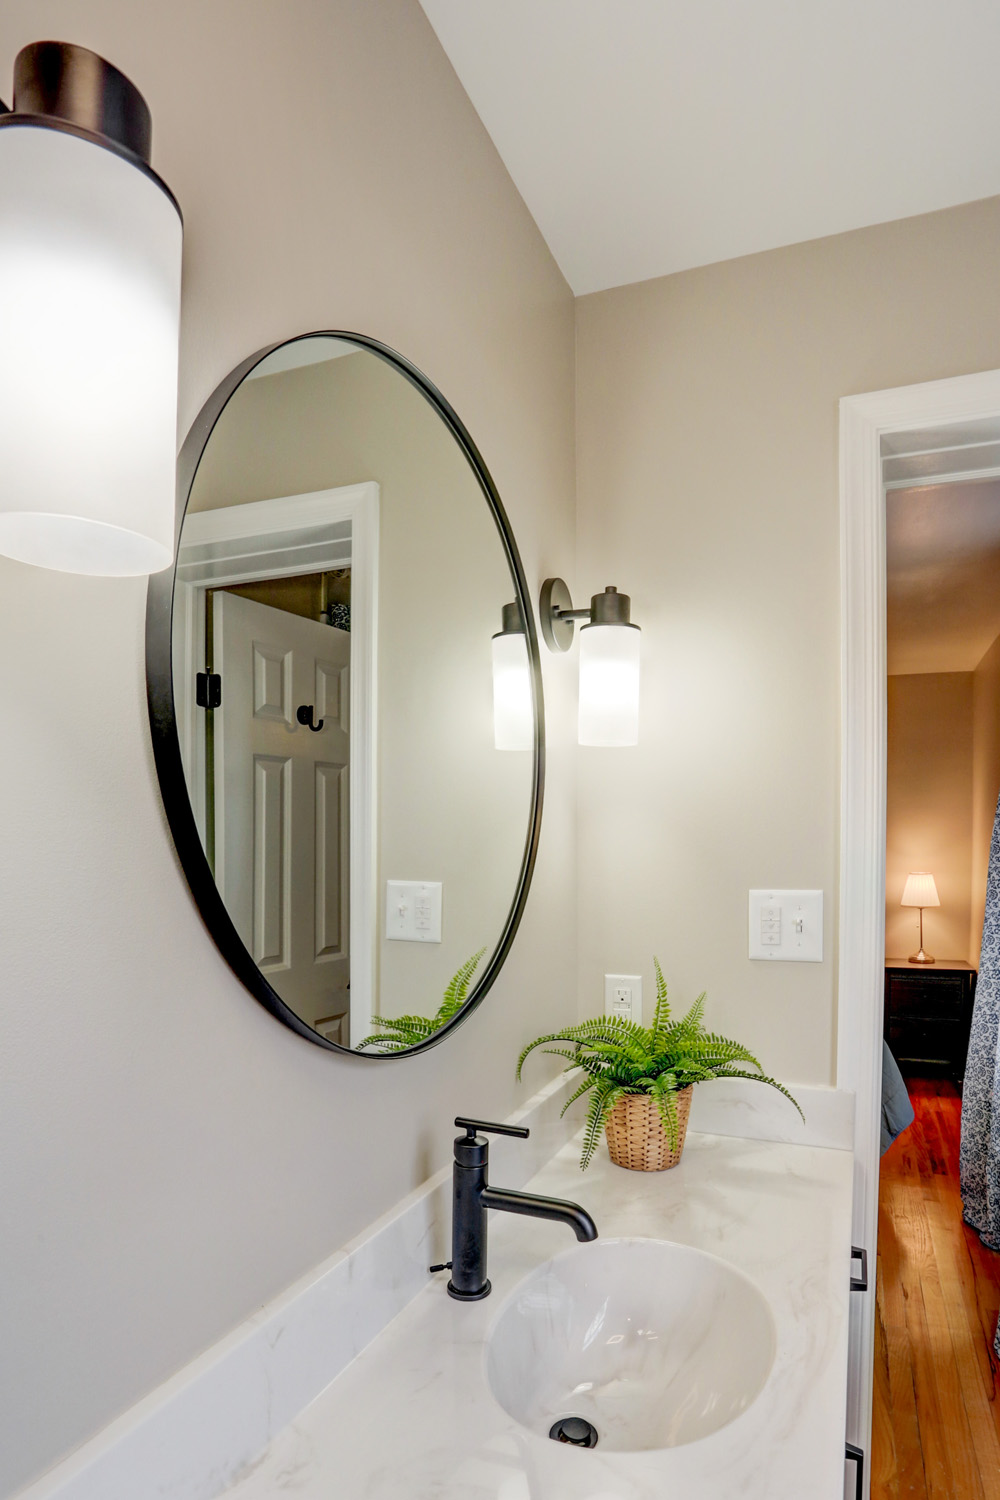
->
left=492, top=612, right=532, bottom=751
left=578, top=621, right=641, bottom=746
left=0, top=47, right=182, bottom=576
left=901, top=872, right=939, bottom=908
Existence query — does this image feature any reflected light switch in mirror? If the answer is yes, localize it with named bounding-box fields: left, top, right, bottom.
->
left=386, top=881, right=442, bottom=943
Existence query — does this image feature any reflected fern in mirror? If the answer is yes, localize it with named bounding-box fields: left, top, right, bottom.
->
left=356, top=948, right=486, bottom=1052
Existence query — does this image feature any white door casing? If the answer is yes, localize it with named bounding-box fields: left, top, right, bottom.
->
left=839, top=367, right=1000, bottom=1488
left=214, top=593, right=351, bottom=1036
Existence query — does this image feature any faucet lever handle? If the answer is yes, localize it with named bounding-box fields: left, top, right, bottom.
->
left=454, top=1116, right=530, bottom=1140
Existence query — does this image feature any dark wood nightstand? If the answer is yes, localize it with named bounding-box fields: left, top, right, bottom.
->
left=883, top=959, right=977, bottom=1083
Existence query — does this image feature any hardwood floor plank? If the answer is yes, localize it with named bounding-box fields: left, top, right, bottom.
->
left=898, top=1189, right=979, bottom=1497
left=874, top=1078, right=1000, bottom=1500
left=925, top=1201, right=1000, bottom=1491
left=878, top=1203, right=929, bottom=1497
left=873, top=1248, right=902, bottom=1499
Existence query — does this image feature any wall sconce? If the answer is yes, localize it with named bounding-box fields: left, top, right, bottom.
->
left=901, top=871, right=939, bottom=965
left=539, top=579, right=641, bottom=746
left=492, top=601, right=532, bottom=750
left=0, top=42, right=182, bottom=576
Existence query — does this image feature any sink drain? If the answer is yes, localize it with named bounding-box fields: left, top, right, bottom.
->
left=549, top=1417, right=599, bottom=1448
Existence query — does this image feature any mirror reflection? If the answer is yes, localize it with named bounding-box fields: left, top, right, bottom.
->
left=168, top=336, right=537, bottom=1051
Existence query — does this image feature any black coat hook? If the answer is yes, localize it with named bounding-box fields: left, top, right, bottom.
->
left=296, top=704, right=324, bottom=732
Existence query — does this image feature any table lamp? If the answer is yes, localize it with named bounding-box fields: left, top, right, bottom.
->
left=901, top=871, right=939, bottom=965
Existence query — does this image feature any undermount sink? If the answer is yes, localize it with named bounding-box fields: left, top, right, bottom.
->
left=485, top=1237, right=776, bottom=1452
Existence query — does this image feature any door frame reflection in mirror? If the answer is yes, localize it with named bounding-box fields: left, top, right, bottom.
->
left=172, top=483, right=378, bottom=1047
left=145, top=331, right=544, bottom=1058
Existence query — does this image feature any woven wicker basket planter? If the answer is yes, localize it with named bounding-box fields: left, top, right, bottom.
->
left=604, top=1087, right=694, bottom=1171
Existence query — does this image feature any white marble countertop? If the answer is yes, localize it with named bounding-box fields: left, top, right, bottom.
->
left=222, top=1129, right=854, bottom=1500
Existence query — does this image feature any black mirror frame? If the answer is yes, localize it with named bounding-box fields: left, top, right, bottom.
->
left=145, top=331, right=545, bottom=1058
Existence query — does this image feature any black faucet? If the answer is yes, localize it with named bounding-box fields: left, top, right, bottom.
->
left=443, top=1116, right=598, bottom=1300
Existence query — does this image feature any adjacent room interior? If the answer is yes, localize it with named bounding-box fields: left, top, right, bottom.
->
left=878, top=430, right=1000, bottom=1494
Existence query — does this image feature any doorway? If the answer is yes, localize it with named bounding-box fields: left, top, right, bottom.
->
left=877, top=464, right=1000, bottom=1495
left=171, top=481, right=379, bottom=1046
left=840, top=369, right=1000, bottom=1491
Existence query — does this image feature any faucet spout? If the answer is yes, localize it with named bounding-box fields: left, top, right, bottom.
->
left=481, top=1185, right=598, bottom=1242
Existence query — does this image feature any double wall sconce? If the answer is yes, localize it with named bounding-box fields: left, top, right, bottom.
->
left=0, top=42, right=182, bottom=576
left=492, top=601, right=532, bottom=751
left=540, top=579, right=641, bottom=746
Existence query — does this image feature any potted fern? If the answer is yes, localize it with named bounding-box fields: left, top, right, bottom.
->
left=355, top=948, right=485, bottom=1052
left=517, top=960, right=802, bottom=1171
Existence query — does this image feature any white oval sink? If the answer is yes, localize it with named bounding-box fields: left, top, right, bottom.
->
left=485, top=1237, right=776, bottom=1452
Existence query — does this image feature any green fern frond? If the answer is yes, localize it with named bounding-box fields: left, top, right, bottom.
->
left=580, top=1081, right=624, bottom=1170
left=437, top=947, right=487, bottom=1022
left=651, top=1073, right=680, bottom=1151
left=560, top=1074, right=599, bottom=1116
left=651, top=957, right=671, bottom=1040
left=355, top=949, right=485, bottom=1052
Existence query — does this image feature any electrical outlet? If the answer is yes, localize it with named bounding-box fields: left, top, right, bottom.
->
left=604, top=973, right=642, bottom=1024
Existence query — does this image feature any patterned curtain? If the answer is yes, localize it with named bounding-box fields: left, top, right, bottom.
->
left=960, top=787, right=1000, bottom=1355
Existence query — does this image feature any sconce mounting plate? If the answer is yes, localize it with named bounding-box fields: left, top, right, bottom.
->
left=540, top=576, right=575, bottom=653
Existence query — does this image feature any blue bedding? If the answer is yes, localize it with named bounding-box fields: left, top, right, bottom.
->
left=881, top=1040, right=915, bottom=1154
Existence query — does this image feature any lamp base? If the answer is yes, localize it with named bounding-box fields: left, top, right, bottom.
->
left=908, top=948, right=935, bottom=965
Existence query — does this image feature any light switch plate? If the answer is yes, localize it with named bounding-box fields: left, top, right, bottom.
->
left=385, top=881, right=442, bottom=943
left=748, top=890, right=823, bottom=962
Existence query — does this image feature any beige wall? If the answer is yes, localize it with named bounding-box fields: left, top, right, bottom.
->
left=884, top=674, right=973, bottom=963
left=575, top=196, right=1000, bottom=1086
left=0, top=3, right=576, bottom=1493
left=971, top=631, right=1000, bottom=961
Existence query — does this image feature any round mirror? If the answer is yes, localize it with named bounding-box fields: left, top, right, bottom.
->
left=146, top=333, right=543, bottom=1055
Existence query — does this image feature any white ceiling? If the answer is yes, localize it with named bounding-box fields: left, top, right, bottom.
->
left=419, top=0, right=1000, bottom=295
left=887, top=479, right=1000, bottom=675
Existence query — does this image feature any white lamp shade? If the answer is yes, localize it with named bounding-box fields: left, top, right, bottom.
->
left=492, top=629, right=532, bottom=751
left=0, top=125, right=182, bottom=575
left=578, top=622, right=641, bottom=747
left=901, top=872, right=940, bottom=908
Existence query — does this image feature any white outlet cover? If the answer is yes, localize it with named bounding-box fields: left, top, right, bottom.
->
left=748, top=890, right=823, bottom=962
left=604, top=973, right=642, bottom=1024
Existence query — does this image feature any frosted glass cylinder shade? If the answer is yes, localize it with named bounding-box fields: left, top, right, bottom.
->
left=901, top=872, right=939, bottom=908
left=492, top=629, right=532, bottom=751
left=0, top=124, right=182, bottom=575
left=578, top=623, right=641, bottom=747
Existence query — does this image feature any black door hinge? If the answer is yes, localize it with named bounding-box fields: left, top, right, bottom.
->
left=196, top=671, right=221, bottom=709
left=846, top=1442, right=864, bottom=1500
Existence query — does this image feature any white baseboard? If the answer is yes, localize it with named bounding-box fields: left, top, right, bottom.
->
left=689, top=1079, right=855, bottom=1151
left=14, top=1072, right=577, bottom=1500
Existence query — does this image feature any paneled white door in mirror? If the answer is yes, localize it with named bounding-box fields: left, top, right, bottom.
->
left=147, top=334, right=543, bottom=1056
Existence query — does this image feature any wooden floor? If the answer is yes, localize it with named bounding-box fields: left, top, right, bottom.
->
left=873, top=1077, right=1000, bottom=1498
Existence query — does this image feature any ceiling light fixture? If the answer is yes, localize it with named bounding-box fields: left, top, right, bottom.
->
left=0, top=42, right=182, bottom=576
